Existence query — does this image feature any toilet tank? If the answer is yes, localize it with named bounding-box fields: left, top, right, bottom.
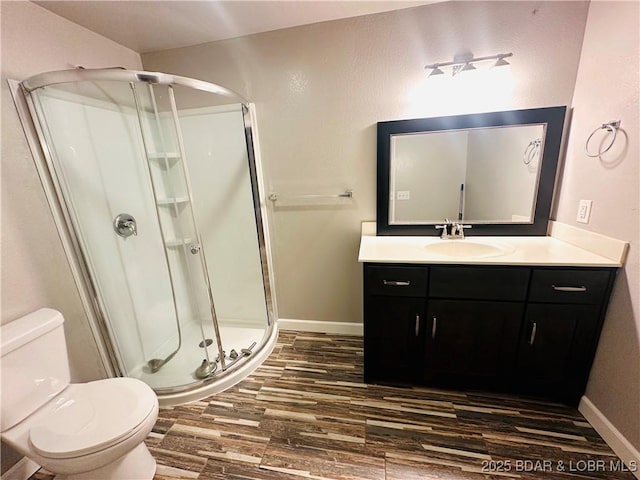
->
left=1, top=308, right=71, bottom=432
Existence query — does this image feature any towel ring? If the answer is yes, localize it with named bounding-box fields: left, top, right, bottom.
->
left=585, top=120, right=621, bottom=157
left=523, top=139, right=541, bottom=165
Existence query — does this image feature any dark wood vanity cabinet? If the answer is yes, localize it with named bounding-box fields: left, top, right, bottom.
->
left=363, top=266, right=427, bottom=383
left=516, top=304, right=599, bottom=403
left=363, top=263, right=617, bottom=405
left=365, top=295, right=426, bottom=383
left=425, top=300, right=523, bottom=389
left=424, top=266, right=528, bottom=389
left=516, top=268, right=613, bottom=403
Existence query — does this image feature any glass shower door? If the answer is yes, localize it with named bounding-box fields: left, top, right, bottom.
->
left=131, top=82, right=224, bottom=385
left=171, top=84, right=271, bottom=362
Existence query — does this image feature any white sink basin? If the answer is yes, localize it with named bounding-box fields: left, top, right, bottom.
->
left=425, top=239, right=515, bottom=258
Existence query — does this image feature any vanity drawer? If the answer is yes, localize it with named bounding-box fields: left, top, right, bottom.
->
left=429, top=266, right=530, bottom=301
left=365, top=265, right=428, bottom=297
left=528, top=269, right=611, bottom=305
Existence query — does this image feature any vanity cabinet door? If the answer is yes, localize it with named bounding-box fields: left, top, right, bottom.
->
left=517, top=304, right=599, bottom=404
left=364, top=295, right=426, bottom=384
left=425, top=300, right=524, bottom=389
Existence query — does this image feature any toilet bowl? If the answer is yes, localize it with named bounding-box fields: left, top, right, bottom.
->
left=1, top=309, right=159, bottom=480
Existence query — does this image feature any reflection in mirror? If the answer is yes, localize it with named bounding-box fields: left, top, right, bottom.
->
left=390, top=124, right=545, bottom=224
left=377, top=106, right=566, bottom=236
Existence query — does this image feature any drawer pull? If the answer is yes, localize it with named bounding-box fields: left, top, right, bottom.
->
left=432, top=316, right=437, bottom=339
left=552, top=285, right=587, bottom=292
left=415, top=315, right=420, bottom=336
left=383, top=280, right=411, bottom=286
left=529, top=322, right=537, bottom=345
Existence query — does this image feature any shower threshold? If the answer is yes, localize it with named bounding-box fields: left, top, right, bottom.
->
left=133, top=320, right=270, bottom=394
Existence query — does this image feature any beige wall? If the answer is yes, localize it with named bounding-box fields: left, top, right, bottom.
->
left=0, top=1, right=141, bottom=472
left=143, top=1, right=589, bottom=324
left=554, top=2, right=640, bottom=452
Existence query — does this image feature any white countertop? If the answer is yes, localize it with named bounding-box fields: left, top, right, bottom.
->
left=358, top=226, right=625, bottom=268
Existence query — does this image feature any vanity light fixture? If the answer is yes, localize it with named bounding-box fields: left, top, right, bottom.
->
left=458, top=62, right=477, bottom=74
left=426, top=51, right=513, bottom=77
left=493, top=56, right=511, bottom=68
left=427, top=66, right=445, bottom=77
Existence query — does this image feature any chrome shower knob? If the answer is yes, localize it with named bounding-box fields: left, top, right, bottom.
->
left=113, top=213, right=137, bottom=238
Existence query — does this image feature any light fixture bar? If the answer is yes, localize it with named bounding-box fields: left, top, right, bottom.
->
left=425, top=52, right=513, bottom=71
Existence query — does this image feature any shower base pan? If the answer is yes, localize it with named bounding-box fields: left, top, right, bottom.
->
left=132, top=321, right=277, bottom=406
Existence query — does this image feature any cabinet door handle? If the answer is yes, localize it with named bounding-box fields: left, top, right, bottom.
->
left=383, top=280, right=411, bottom=286
left=552, top=285, right=587, bottom=292
left=432, top=316, right=437, bottom=339
left=415, top=315, right=420, bottom=336
left=529, top=322, right=537, bottom=345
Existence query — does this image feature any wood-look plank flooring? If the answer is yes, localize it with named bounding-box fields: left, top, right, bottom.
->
left=32, top=331, right=636, bottom=480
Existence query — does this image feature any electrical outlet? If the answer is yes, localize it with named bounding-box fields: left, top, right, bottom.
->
left=397, top=190, right=411, bottom=201
left=576, top=199, right=592, bottom=224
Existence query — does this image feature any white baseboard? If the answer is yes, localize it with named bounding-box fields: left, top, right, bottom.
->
left=1, top=457, right=40, bottom=480
left=278, top=318, right=363, bottom=336
left=579, top=395, right=640, bottom=479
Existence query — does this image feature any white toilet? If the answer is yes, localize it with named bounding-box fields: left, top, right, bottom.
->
left=1, top=308, right=159, bottom=480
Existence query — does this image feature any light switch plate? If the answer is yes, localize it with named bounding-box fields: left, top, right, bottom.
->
left=397, top=191, right=410, bottom=201
left=577, top=199, right=592, bottom=224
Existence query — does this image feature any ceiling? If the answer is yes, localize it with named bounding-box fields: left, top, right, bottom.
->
left=34, top=1, right=437, bottom=54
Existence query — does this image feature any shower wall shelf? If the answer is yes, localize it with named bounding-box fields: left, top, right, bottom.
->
left=165, top=238, right=196, bottom=248
left=156, top=197, right=190, bottom=206
left=147, top=153, right=181, bottom=169
left=148, top=152, right=180, bottom=159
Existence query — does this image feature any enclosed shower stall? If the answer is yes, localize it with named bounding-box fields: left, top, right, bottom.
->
left=12, top=69, right=276, bottom=405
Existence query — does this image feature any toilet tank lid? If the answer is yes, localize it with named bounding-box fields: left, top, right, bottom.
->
left=1, top=308, right=64, bottom=357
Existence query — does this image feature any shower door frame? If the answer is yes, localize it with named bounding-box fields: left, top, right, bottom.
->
left=9, top=69, right=277, bottom=393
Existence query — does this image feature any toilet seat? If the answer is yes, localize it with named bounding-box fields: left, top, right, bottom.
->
left=29, top=378, right=156, bottom=459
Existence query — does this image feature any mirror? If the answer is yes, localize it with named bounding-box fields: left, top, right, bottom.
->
left=377, top=106, right=566, bottom=236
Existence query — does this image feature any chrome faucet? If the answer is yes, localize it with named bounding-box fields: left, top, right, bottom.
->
left=435, top=218, right=451, bottom=239
left=435, top=219, right=472, bottom=239
left=451, top=222, right=472, bottom=238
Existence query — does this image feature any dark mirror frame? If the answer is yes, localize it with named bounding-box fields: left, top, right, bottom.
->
left=377, top=106, right=567, bottom=236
